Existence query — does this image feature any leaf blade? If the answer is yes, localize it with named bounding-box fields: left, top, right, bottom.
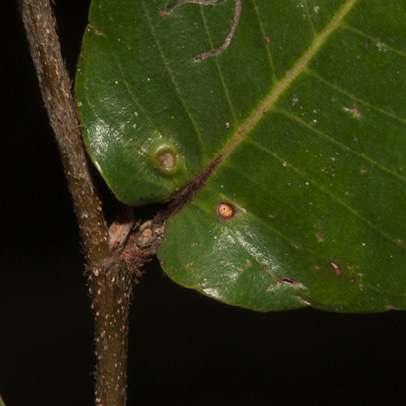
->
left=76, top=0, right=406, bottom=312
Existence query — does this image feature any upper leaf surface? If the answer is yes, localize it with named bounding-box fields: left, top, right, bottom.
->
left=76, top=0, right=406, bottom=312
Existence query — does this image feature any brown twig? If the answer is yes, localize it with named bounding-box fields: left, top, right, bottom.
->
left=18, top=0, right=132, bottom=404
left=18, top=0, right=108, bottom=264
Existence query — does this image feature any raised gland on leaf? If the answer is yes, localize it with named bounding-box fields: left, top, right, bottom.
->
left=148, top=137, right=185, bottom=176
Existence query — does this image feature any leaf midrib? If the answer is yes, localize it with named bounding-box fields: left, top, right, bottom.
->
left=222, top=0, right=358, bottom=158
left=163, top=0, right=358, bottom=223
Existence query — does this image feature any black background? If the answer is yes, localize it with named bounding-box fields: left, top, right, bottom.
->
left=2, top=1, right=406, bottom=405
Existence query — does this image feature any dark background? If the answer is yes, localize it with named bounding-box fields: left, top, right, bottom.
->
left=2, top=1, right=406, bottom=405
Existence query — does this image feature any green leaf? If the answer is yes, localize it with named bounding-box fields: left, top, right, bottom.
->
left=76, top=0, right=406, bottom=312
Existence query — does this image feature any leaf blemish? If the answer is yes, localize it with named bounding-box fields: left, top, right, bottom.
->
left=342, top=105, right=362, bottom=118
left=297, top=296, right=311, bottom=306
left=276, top=278, right=303, bottom=288
left=330, top=260, right=344, bottom=278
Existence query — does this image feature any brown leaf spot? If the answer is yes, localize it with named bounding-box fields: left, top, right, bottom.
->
left=275, top=278, right=303, bottom=287
left=297, top=296, right=311, bottom=306
left=330, top=260, right=344, bottom=278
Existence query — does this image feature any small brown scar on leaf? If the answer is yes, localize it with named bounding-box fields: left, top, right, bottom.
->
left=275, top=278, right=303, bottom=288
left=342, top=105, right=362, bottom=118
left=170, top=0, right=242, bottom=62
left=330, top=260, right=344, bottom=278
left=159, top=2, right=168, bottom=16
left=297, top=296, right=311, bottom=306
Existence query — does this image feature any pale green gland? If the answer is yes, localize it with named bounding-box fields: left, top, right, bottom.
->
left=148, top=138, right=184, bottom=176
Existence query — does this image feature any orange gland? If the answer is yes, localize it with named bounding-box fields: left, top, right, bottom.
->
left=217, top=203, right=235, bottom=219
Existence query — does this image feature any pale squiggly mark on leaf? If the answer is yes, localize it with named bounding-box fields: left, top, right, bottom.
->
left=170, top=0, right=242, bottom=62
left=171, top=0, right=217, bottom=11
